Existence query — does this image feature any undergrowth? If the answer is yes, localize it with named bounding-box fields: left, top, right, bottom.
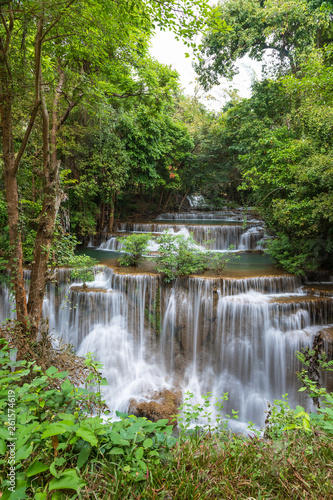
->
left=0, top=337, right=332, bottom=499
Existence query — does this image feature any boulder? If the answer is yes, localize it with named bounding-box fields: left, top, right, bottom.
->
left=128, top=388, right=182, bottom=426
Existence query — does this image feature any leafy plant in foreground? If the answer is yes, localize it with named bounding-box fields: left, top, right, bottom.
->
left=0, top=340, right=176, bottom=498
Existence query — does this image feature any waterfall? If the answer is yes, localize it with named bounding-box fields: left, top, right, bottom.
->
left=156, top=211, right=259, bottom=222
left=98, top=237, right=123, bottom=251
left=1, top=267, right=330, bottom=426
left=111, top=223, right=264, bottom=251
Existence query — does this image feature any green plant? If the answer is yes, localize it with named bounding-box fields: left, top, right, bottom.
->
left=174, top=391, right=232, bottom=443
left=155, top=233, right=238, bottom=282
left=155, top=232, right=208, bottom=282
left=68, top=255, right=98, bottom=283
left=0, top=339, right=177, bottom=498
left=206, top=246, right=238, bottom=276
left=117, top=233, right=152, bottom=267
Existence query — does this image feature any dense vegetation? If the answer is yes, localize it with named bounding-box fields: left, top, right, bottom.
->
left=116, top=232, right=236, bottom=281
left=194, top=0, right=333, bottom=274
left=1, top=338, right=332, bottom=498
left=1, top=0, right=333, bottom=496
left=1, top=1, right=332, bottom=284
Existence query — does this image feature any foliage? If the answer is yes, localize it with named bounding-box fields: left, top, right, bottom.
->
left=155, top=232, right=237, bottom=282
left=68, top=255, right=98, bottom=283
left=206, top=248, right=238, bottom=276
left=0, top=340, right=176, bottom=498
left=117, top=233, right=152, bottom=267
left=196, top=0, right=331, bottom=88
left=155, top=232, right=209, bottom=282
left=1, top=337, right=333, bottom=498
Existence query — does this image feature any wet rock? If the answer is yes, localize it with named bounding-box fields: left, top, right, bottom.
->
left=128, top=388, right=182, bottom=426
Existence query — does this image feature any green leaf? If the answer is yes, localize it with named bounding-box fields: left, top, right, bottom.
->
left=109, top=431, right=130, bottom=446
left=77, top=442, right=91, bottom=469
left=0, top=427, right=10, bottom=439
left=45, top=366, right=58, bottom=376
left=27, top=460, right=49, bottom=477
left=143, top=438, right=153, bottom=449
left=76, top=426, right=98, bottom=447
left=0, top=438, right=6, bottom=454
left=15, top=443, right=33, bottom=462
left=109, top=447, right=124, bottom=455
left=41, top=424, right=68, bottom=438
left=115, top=411, right=128, bottom=419
left=135, top=447, right=144, bottom=460
left=49, top=469, right=86, bottom=492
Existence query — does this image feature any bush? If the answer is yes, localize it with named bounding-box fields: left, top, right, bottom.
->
left=117, top=233, right=152, bottom=267
left=68, top=254, right=98, bottom=282
left=206, top=248, right=238, bottom=276
left=0, top=339, right=176, bottom=498
left=155, top=233, right=237, bottom=282
left=154, top=232, right=207, bottom=282
left=265, top=234, right=325, bottom=275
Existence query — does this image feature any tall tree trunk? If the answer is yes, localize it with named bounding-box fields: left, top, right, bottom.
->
left=0, top=20, right=28, bottom=329
left=3, top=161, right=28, bottom=328
left=27, top=69, right=64, bottom=339
left=158, top=188, right=164, bottom=211
left=100, top=202, right=105, bottom=231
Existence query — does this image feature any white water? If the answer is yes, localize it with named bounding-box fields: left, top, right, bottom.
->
left=2, top=209, right=332, bottom=429
left=156, top=210, right=259, bottom=223
left=2, top=267, right=330, bottom=427
left=102, top=224, right=265, bottom=251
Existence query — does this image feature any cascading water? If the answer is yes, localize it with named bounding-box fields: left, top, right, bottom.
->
left=156, top=210, right=259, bottom=222
left=98, top=237, right=123, bottom=251
left=2, top=209, right=332, bottom=429
left=103, top=223, right=264, bottom=251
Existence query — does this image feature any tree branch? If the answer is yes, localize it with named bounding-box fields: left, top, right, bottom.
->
left=13, top=99, right=42, bottom=175
left=44, top=32, right=76, bottom=43
left=41, top=0, right=77, bottom=41
left=0, top=12, right=10, bottom=38
left=57, top=100, right=78, bottom=130
left=2, top=6, right=13, bottom=53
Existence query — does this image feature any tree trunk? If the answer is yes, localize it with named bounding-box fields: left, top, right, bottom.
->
left=108, top=193, right=115, bottom=233
left=4, top=165, right=29, bottom=329
left=162, top=191, right=172, bottom=212
left=100, top=202, right=105, bottom=231
left=27, top=69, right=64, bottom=340
left=158, top=188, right=164, bottom=211
left=178, top=188, right=189, bottom=211
left=0, top=38, right=29, bottom=330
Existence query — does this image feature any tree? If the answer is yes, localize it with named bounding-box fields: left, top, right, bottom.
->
left=196, top=0, right=331, bottom=89
left=0, top=0, right=219, bottom=340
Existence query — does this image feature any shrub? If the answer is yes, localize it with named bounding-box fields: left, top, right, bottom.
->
left=67, top=254, right=98, bottom=283
left=206, top=247, right=238, bottom=276
left=117, top=233, right=152, bottom=267
left=155, top=233, right=238, bottom=282
left=154, top=232, right=207, bottom=282
left=0, top=339, right=176, bottom=498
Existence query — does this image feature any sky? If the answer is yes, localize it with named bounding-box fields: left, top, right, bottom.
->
left=150, top=28, right=263, bottom=111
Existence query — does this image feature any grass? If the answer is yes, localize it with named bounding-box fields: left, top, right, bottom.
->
left=76, top=430, right=333, bottom=499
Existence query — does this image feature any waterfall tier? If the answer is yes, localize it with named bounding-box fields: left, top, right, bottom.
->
left=111, top=223, right=265, bottom=251
left=2, top=267, right=332, bottom=427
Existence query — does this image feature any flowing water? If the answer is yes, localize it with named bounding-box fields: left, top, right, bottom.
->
left=1, top=209, right=332, bottom=429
